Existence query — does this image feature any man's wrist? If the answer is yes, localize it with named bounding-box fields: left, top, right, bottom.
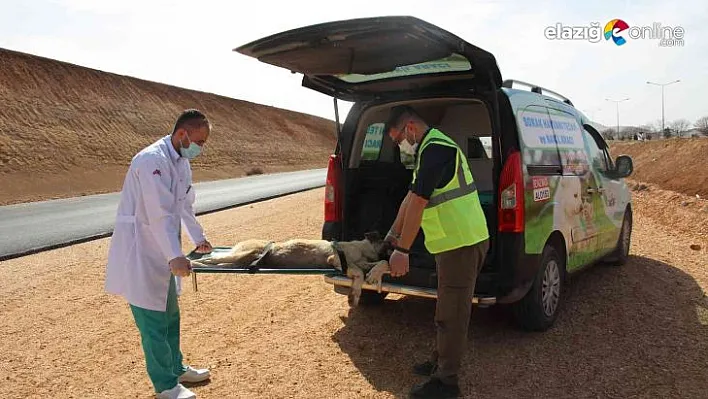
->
left=387, top=229, right=401, bottom=239
left=393, top=246, right=410, bottom=254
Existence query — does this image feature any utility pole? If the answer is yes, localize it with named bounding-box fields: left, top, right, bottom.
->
left=605, top=97, right=630, bottom=138
left=647, top=79, right=680, bottom=135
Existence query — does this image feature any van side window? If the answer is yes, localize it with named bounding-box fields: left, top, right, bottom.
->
left=582, top=129, right=608, bottom=172
left=360, top=123, right=385, bottom=161
left=583, top=125, right=614, bottom=171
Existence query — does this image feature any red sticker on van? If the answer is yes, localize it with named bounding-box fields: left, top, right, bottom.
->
left=532, top=177, right=551, bottom=202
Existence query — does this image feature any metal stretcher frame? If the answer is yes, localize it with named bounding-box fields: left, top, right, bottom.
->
left=186, top=246, right=340, bottom=292
left=186, top=247, right=497, bottom=306
left=324, top=273, right=497, bottom=306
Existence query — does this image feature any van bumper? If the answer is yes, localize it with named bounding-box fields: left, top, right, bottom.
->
left=493, top=232, right=541, bottom=304
left=324, top=273, right=498, bottom=307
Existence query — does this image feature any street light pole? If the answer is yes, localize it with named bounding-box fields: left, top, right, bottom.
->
left=605, top=97, right=630, bottom=138
left=647, top=79, right=680, bottom=135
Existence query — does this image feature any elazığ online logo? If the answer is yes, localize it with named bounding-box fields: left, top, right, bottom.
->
left=545, top=19, right=685, bottom=47
left=604, top=19, right=630, bottom=45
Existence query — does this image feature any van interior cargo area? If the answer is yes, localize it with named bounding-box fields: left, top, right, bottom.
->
left=341, top=98, right=499, bottom=290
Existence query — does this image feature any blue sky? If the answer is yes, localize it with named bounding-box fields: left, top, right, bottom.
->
left=1, top=0, right=706, bottom=129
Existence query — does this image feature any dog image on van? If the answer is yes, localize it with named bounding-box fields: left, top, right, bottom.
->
left=552, top=176, right=586, bottom=231
left=189, top=231, right=392, bottom=307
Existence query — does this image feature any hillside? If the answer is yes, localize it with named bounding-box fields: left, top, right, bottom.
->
left=0, top=48, right=336, bottom=205
left=610, top=137, right=708, bottom=198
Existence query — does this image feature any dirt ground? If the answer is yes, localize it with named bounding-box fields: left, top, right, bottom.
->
left=4, top=42, right=708, bottom=399
left=0, top=48, right=335, bottom=206
left=0, top=183, right=706, bottom=399
left=610, top=138, right=708, bottom=198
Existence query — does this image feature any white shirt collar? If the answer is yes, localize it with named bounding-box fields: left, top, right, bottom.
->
left=163, top=135, right=182, bottom=163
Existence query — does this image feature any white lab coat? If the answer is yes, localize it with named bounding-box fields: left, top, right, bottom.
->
left=105, top=135, right=207, bottom=312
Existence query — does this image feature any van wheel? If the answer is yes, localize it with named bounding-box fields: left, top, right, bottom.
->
left=512, top=245, right=564, bottom=332
left=606, top=210, right=632, bottom=266
left=357, top=291, right=388, bottom=306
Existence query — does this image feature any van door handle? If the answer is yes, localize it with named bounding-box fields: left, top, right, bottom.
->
left=586, top=188, right=596, bottom=194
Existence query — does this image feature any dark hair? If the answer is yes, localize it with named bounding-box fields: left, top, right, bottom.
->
left=171, top=109, right=211, bottom=134
left=384, top=105, right=419, bottom=133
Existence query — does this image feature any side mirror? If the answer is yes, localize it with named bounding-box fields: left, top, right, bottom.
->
left=614, top=155, right=633, bottom=178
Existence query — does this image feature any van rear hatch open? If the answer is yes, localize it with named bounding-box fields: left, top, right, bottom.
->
left=233, top=16, right=504, bottom=300
left=234, top=16, right=502, bottom=101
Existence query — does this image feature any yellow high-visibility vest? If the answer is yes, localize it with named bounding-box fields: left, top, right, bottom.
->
left=412, top=129, right=489, bottom=254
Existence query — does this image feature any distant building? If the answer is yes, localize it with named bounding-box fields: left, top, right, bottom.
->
left=684, top=128, right=707, bottom=138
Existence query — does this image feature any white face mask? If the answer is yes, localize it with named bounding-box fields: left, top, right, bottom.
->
left=397, top=125, right=419, bottom=156
left=398, top=138, right=418, bottom=156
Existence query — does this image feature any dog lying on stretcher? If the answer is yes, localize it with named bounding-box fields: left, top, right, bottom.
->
left=189, top=231, right=393, bottom=307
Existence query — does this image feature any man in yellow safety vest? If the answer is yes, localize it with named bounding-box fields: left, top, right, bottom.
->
left=384, top=105, right=490, bottom=399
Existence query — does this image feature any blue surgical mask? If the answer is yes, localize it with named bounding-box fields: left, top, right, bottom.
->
left=180, top=134, right=202, bottom=159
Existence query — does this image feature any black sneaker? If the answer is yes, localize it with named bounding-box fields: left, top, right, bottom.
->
left=410, top=377, right=460, bottom=398
left=412, top=360, right=437, bottom=376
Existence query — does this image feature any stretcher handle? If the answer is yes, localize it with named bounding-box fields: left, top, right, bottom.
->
left=191, top=267, right=338, bottom=274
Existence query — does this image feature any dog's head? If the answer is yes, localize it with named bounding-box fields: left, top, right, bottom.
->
left=362, top=231, right=394, bottom=261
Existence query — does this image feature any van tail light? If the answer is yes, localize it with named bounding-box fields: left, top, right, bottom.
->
left=498, top=151, right=524, bottom=233
left=324, top=154, right=342, bottom=222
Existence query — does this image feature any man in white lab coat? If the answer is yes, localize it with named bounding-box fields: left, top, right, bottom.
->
left=105, top=109, right=213, bottom=399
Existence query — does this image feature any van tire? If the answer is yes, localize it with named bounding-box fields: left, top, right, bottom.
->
left=357, top=291, right=389, bottom=306
left=512, top=245, right=564, bottom=332
left=606, top=210, right=632, bottom=266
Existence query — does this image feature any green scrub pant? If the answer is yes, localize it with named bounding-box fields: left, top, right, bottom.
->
left=130, top=277, right=187, bottom=393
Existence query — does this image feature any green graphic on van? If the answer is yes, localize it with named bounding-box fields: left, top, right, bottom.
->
left=515, top=104, right=625, bottom=270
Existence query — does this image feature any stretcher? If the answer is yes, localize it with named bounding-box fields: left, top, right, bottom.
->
left=186, top=245, right=340, bottom=292
left=185, top=245, right=497, bottom=306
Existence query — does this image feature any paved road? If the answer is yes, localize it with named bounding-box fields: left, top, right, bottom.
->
left=0, top=169, right=326, bottom=261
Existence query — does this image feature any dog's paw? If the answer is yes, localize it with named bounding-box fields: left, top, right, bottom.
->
left=348, top=291, right=360, bottom=307
left=365, top=261, right=390, bottom=286
left=365, top=271, right=381, bottom=286
left=348, top=268, right=364, bottom=308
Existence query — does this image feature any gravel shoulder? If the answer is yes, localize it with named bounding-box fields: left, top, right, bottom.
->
left=0, top=186, right=706, bottom=399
